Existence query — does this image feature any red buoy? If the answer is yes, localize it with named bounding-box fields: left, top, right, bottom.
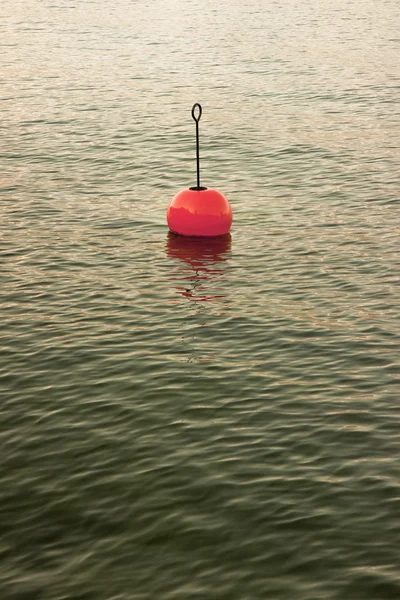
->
left=167, top=187, right=232, bottom=237
left=167, top=104, right=232, bottom=237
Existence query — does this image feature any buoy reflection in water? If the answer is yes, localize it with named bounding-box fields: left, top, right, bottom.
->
left=166, top=232, right=231, bottom=302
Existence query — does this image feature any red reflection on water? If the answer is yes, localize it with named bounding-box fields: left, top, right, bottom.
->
left=166, top=232, right=231, bottom=302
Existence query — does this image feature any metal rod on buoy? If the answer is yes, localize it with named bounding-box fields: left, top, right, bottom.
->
left=191, top=103, right=202, bottom=190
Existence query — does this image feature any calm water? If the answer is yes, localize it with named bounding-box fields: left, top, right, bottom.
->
left=1, top=0, right=400, bottom=598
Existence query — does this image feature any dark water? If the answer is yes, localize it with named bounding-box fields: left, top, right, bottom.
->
left=1, top=0, right=400, bottom=598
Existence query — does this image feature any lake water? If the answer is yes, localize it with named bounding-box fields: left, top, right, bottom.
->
left=1, top=0, right=399, bottom=598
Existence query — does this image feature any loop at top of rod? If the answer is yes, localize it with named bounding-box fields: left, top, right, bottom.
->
left=191, top=103, right=202, bottom=123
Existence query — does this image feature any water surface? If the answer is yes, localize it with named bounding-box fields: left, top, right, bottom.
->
left=1, top=0, right=399, bottom=598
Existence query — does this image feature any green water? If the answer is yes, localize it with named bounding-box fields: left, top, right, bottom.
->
left=1, top=0, right=399, bottom=598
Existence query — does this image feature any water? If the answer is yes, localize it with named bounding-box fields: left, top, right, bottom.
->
left=1, top=0, right=399, bottom=598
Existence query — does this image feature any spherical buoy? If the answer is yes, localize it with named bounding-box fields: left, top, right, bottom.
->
left=167, top=187, right=232, bottom=237
left=167, top=104, right=232, bottom=237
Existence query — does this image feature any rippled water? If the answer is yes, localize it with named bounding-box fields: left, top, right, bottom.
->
left=1, top=0, right=400, bottom=598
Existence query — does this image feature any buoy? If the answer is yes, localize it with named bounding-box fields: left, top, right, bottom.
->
left=167, top=104, right=232, bottom=237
